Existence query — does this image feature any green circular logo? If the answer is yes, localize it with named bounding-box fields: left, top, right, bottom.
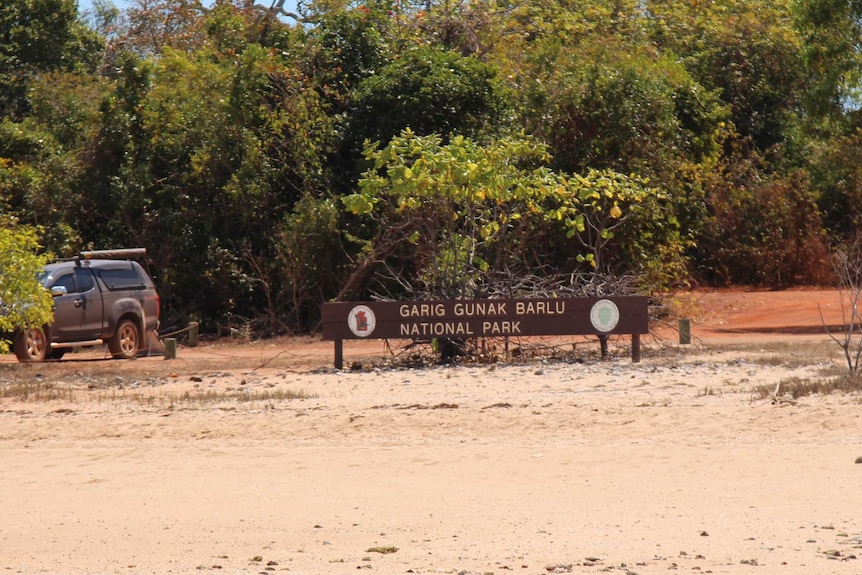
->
left=589, top=299, right=620, bottom=332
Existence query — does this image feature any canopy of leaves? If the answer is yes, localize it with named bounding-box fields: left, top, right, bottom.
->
left=527, top=39, right=728, bottom=178
left=348, top=46, right=512, bottom=148
left=341, top=130, right=679, bottom=299
left=0, top=0, right=103, bottom=119
left=647, top=0, right=808, bottom=152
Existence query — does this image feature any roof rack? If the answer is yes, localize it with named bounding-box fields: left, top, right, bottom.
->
left=79, top=248, right=147, bottom=260
left=55, top=248, right=147, bottom=264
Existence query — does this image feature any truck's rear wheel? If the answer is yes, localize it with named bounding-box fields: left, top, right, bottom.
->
left=109, top=319, right=140, bottom=359
left=14, top=327, right=50, bottom=362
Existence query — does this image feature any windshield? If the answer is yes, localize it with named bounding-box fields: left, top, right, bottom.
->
left=37, top=270, right=50, bottom=287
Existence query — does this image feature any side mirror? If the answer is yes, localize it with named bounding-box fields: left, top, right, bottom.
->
left=50, top=285, right=68, bottom=297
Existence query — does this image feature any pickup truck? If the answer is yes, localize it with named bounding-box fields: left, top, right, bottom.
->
left=13, top=249, right=161, bottom=362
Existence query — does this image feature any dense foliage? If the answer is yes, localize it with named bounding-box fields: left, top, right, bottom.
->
left=2, top=0, right=861, bottom=335
left=0, top=224, right=53, bottom=352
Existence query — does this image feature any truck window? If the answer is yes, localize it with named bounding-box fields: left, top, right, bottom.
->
left=74, top=268, right=95, bottom=292
left=53, top=273, right=77, bottom=293
left=97, top=267, right=146, bottom=290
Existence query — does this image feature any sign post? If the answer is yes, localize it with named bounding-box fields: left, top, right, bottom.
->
left=322, top=297, right=649, bottom=368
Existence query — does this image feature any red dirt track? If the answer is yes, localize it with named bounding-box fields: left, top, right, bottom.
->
left=679, top=288, right=845, bottom=340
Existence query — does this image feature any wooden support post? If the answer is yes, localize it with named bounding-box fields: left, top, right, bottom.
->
left=599, top=334, right=609, bottom=359
left=632, top=334, right=641, bottom=363
left=164, top=337, right=176, bottom=360
left=679, top=318, right=691, bottom=345
left=334, top=339, right=343, bottom=370
left=188, top=321, right=199, bottom=347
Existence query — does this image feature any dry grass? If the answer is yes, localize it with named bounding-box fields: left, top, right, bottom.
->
left=642, top=339, right=862, bottom=400
left=1, top=380, right=316, bottom=406
left=171, top=387, right=314, bottom=405
left=702, top=340, right=862, bottom=399
left=697, top=385, right=719, bottom=397
left=752, top=375, right=862, bottom=400
left=1, top=362, right=316, bottom=406
left=0, top=379, right=76, bottom=402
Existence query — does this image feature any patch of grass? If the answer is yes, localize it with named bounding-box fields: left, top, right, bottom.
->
left=747, top=355, right=817, bottom=369
left=0, top=380, right=75, bottom=402
left=2, top=379, right=315, bottom=408
left=752, top=375, right=862, bottom=400
left=697, top=385, right=718, bottom=397
left=236, top=388, right=314, bottom=402
left=708, top=341, right=839, bottom=368
left=165, top=387, right=315, bottom=407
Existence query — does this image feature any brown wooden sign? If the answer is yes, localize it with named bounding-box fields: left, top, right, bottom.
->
left=322, top=297, right=649, bottom=366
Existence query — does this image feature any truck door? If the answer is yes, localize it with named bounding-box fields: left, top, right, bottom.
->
left=49, top=268, right=103, bottom=342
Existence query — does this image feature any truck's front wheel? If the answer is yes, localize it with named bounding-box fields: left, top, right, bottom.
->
left=14, top=327, right=50, bottom=362
left=109, top=319, right=140, bottom=359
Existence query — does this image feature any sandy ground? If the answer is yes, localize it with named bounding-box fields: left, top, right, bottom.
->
left=2, top=290, right=862, bottom=575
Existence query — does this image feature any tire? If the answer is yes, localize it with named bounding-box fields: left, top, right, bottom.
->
left=13, top=327, right=50, bottom=362
left=108, top=319, right=140, bottom=359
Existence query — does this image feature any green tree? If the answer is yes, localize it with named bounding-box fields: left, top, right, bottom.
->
left=276, top=193, right=349, bottom=331
left=526, top=39, right=726, bottom=178
left=0, top=90, right=92, bottom=256
left=0, top=0, right=103, bottom=119
left=78, top=20, right=332, bottom=330
left=521, top=37, right=727, bottom=283
left=0, top=224, right=53, bottom=353
left=340, top=130, right=678, bottom=299
left=302, top=0, right=392, bottom=109
left=348, top=46, right=512, bottom=149
left=809, top=128, right=862, bottom=239
left=647, top=0, right=807, bottom=153
left=131, top=47, right=298, bottom=325
left=792, top=0, right=862, bottom=125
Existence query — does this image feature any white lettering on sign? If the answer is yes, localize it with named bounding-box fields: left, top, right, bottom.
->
left=400, top=322, right=475, bottom=337
left=481, top=321, right=521, bottom=334
left=515, top=300, right=566, bottom=315
left=453, top=302, right=507, bottom=316
left=399, top=303, right=447, bottom=317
